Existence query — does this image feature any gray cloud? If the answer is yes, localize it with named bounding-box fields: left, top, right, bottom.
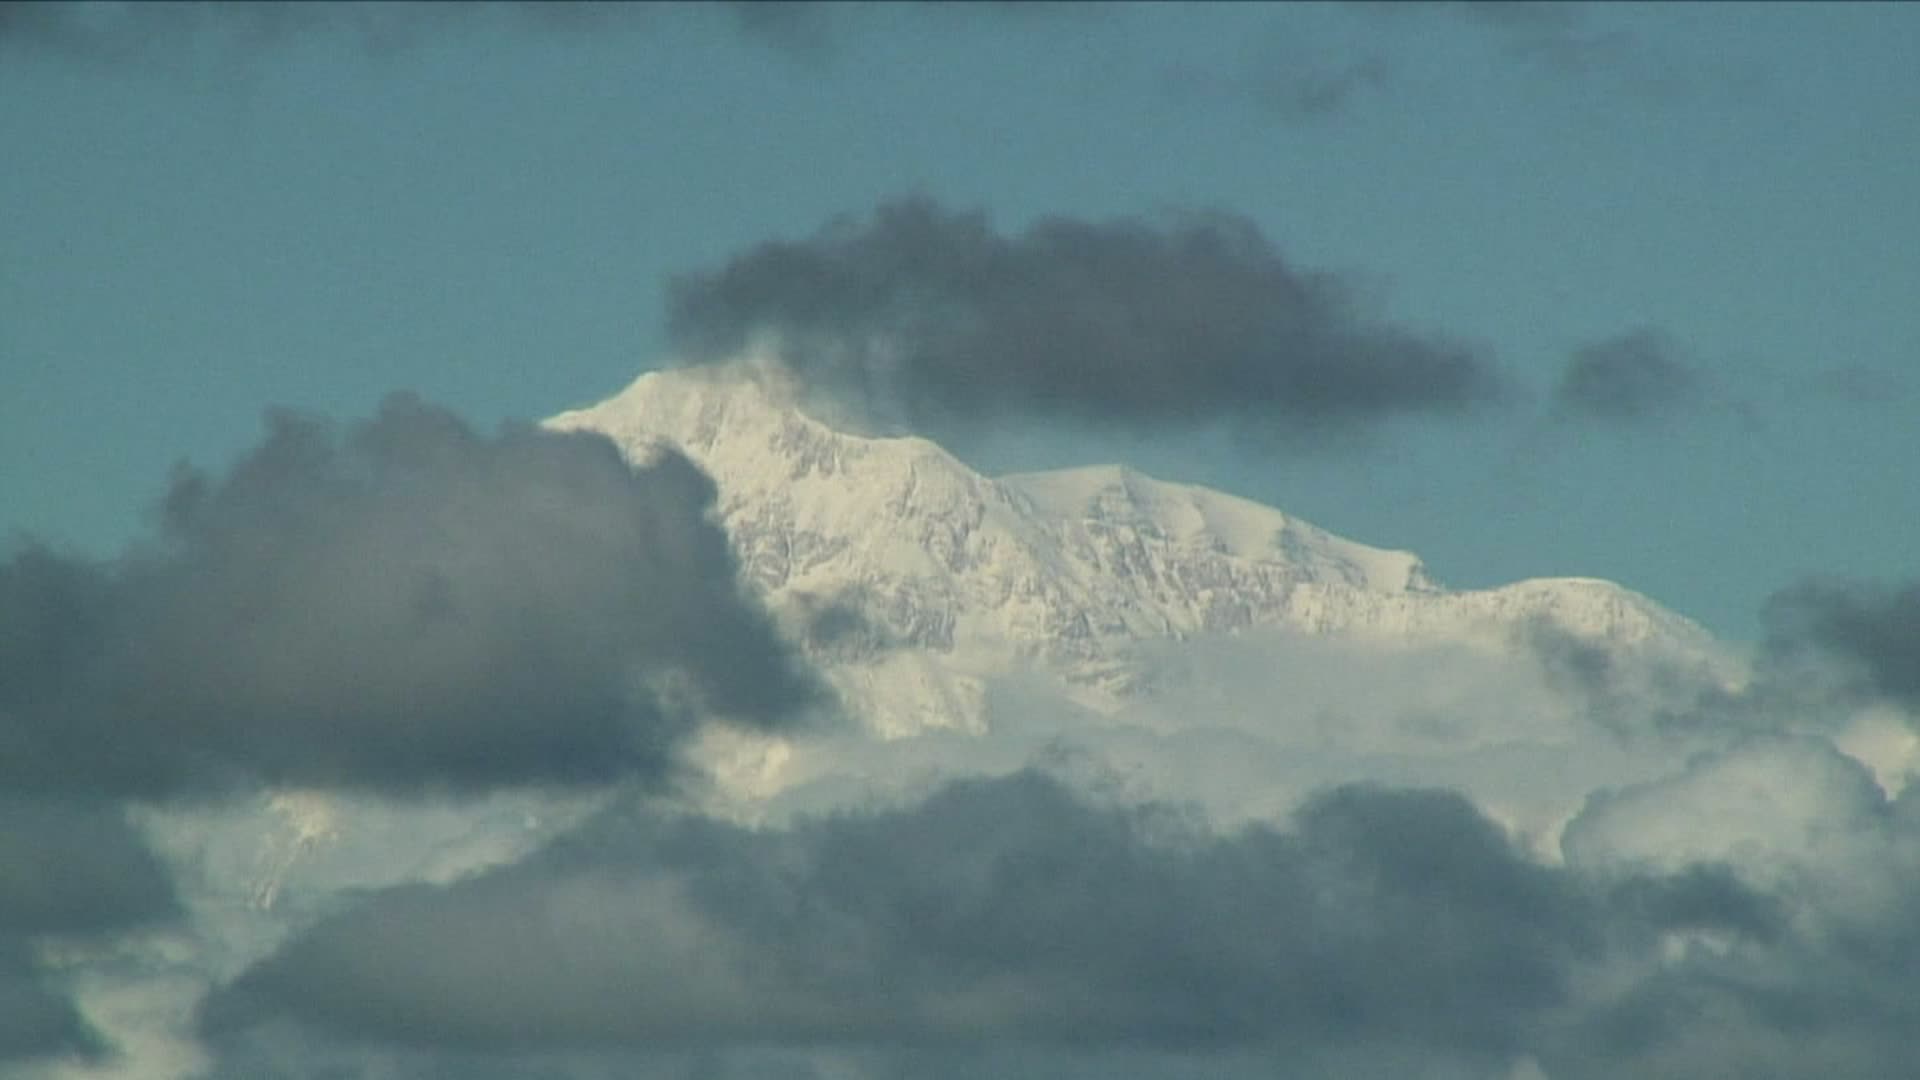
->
left=1764, top=580, right=1920, bottom=712
left=190, top=722, right=1920, bottom=1080
left=0, top=798, right=179, bottom=937
left=1512, top=616, right=1768, bottom=744
left=667, top=199, right=1510, bottom=446
left=1552, top=329, right=1712, bottom=426
left=1548, top=736, right=1920, bottom=1080
left=0, top=943, right=103, bottom=1064
left=204, top=768, right=1793, bottom=1077
left=0, top=394, right=819, bottom=799
left=0, top=798, right=181, bottom=1065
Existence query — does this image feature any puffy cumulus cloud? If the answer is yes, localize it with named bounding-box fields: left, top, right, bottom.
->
left=1550, top=329, right=1712, bottom=428
left=1562, top=737, right=1890, bottom=883
left=203, top=771, right=1592, bottom=1071
left=665, top=199, right=1511, bottom=448
left=0, top=394, right=820, bottom=800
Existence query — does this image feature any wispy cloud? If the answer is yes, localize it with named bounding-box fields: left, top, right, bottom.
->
left=1551, top=328, right=1719, bottom=428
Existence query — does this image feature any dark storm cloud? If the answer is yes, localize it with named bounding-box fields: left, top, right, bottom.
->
left=207, top=771, right=1591, bottom=1061
left=0, top=394, right=819, bottom=799
left=667, top=199, right=1510, bottom=444
left=1764, top=579, right=1920, bottom=711
left=1552, top=329, right=1711, bottom=426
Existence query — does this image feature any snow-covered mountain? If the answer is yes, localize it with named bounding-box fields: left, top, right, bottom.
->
left=547, top=364, right=1719, bottom=740
left=83, top=365, right=1740, bottom=1077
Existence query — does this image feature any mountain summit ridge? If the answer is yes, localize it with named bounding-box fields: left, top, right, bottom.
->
left=547, top=364, right=1713, bottom=736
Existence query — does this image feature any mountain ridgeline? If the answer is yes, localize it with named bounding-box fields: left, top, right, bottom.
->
left=547, top=365, right=1717, bottom=739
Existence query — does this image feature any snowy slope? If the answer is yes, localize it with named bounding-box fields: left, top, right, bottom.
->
left=546, top=363, right=1719, bottom=738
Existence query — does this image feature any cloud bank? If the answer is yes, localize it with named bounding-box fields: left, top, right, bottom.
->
left=203, top=772, right=1586, bottom=1059
left=200, top=762, right=1891, bottom=1080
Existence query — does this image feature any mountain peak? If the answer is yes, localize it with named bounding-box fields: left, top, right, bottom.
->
left=549, top=365, right=1717, bottom=735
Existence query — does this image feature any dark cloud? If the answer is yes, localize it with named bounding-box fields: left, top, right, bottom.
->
left=200, top=752, right=1920, bottom=1078
left=1552, top=329, right=1711, bottom=426
left=0, top=943, right=104, bottom=1064
left=0, top=798, right=180, bottom=1065
left=1764, top=579, right=1920, bottom=712
left=1546, top=737, right=1920, bottom=1080
left=667, top=199, right=1510, bottom=446
left=0, top=394, right=819, bottom=799
left=0, top=798, right=179, bottom=937
left=205, top=771, right=1589, bottom=1066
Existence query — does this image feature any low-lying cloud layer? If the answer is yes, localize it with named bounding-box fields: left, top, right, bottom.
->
left=666, top=199, right=1510, bottom=445
left=200, top=773, right=1594, bottom=1058
left=0, top=394, right=818, bottom=799
left=203, top=759, right=1919, bottom=1080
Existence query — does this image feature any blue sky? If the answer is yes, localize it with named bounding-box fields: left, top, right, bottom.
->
left=4, top=1, right=1917, bottom=639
